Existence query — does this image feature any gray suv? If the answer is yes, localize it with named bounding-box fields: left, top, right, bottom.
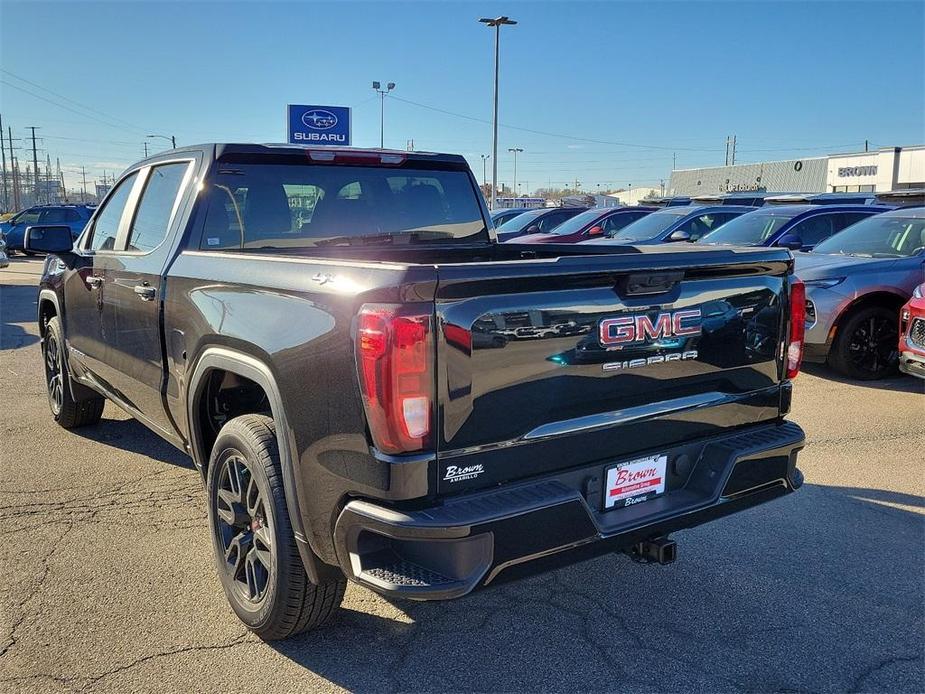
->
left=796, top=207, right=925, bottom=379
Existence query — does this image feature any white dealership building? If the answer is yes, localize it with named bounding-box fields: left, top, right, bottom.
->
left=667, top=144, right=925, bottom=197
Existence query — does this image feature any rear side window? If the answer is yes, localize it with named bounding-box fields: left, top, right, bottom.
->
left=127, top=162, right=190, bottom=252
left=88, top=172, right=138, bottom=251
left=603, top=211, right=647, bottom=235
left=199, top=162, right=486, bottom=250
left=40, top=208, right=69, bottom=224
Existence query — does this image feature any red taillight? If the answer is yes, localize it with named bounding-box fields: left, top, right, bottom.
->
left=787, top=279, right=806, bottom=379
left=356, top=306, right=432, bottom=454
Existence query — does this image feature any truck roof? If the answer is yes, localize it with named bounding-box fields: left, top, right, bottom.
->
left=163, top=143, right=470, bottom=168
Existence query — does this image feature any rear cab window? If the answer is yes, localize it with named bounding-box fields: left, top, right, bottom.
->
left=198, top=158, right=487, bottom=250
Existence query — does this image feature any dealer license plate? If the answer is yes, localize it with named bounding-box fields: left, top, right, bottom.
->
left=604, top=454, right=667, bottom=509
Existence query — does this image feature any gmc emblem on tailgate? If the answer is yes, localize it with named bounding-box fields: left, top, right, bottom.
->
left=599, top=309, right=702, bottom=347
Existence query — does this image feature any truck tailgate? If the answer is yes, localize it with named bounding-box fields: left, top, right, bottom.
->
left=434, top=248, right=792, bottom=494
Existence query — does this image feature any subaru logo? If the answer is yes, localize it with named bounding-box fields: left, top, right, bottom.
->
left=302, top=109, right=338, bottom=130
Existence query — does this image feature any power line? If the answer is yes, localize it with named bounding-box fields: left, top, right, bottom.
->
left=0, top=79, right=147, bottom=136
left=0, top=69, right=146, bottom=133
left=388, top=95, right=722, bottom=153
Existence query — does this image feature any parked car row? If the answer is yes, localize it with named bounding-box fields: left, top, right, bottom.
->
left=495, top=202, right=925, bottom=381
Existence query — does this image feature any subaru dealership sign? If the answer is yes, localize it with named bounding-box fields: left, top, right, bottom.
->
left=287, top=104, right=351, bottom=145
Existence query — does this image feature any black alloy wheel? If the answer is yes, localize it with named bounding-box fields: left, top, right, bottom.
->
left=830, top=306, right=899, bottom=380
left=43, top=328, right=65, bottom=416
left=214, top=451, right=275, bottom=605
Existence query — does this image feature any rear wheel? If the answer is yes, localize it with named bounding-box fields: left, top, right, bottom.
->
left=206, top=414, right=345, bottom=640
left=42, top=316, right=105, bottom=428
left=829, top=305, right=899, bottom=380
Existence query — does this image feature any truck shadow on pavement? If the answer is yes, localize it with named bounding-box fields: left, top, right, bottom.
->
left=267, top=483, right=924, bottom=693
left=71, top=416, right=196, bottom=469
left=802, top=363, right=924, bottom=393
left=0, top=283, right=40, bottom=350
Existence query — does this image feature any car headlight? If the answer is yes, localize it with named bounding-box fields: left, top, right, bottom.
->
left=803, top=277, right=846, bottom=289
left=914, top=285, right=924, bottom=299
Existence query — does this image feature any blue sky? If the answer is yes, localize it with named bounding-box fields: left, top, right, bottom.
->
left=2, top=1, right=923, bottom=193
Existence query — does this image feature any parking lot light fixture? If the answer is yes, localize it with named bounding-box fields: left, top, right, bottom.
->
left=147, top=134, right=176, bottom=149
left=479, top=15, right=517, bottom=210
left=508, top=147, right=523, bottom=200
left=372, top=81, right=396, bottom=148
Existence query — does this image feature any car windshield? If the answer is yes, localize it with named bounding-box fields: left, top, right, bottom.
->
left=11, top=209, right=41, bottom=225
left=495, top=208, right=546, bottom=234
left=700, top=212, right=795, bottom=245
left=812, top=215, right=925, bottom=258
left=199, top=162, right=487, bottom=249
left=610, top=208, right=688, bottom=241
left=549, top=209, right=603, bottom=235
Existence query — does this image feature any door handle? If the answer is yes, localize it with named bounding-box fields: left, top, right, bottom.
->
left=86, top=276, right=102, bottom=288
left=134, top=284, right=156, bottom=301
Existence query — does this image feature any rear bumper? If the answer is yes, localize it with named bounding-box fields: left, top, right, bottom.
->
left=333, top=421, right=805, bottom=600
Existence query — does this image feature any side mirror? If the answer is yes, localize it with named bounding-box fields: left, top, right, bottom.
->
left=668, top=229, right=692, bottom=242
left=776, top=233, right=803, bottom=250
left=525, top=224, right=541, bottom=235
left=587, top=225, right=604, bottom=236
left=24, top=225, right=74, bottom=254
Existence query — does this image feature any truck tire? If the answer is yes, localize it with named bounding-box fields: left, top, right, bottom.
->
left=206, top=414, right=346, bottom=640
left=42, top=316, right=105, bottom=428
left=828, top=305, right=899, bottom=380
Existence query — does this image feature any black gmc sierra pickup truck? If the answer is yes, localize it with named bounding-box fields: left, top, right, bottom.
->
left=28, top=144, right=805, bottom=639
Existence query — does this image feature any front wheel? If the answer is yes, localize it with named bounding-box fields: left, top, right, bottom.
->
left=829, top=305, right=899, bottom=380
left=206, top=414, right=345, bottom=640
left=42, top=316, right=105, bottom=428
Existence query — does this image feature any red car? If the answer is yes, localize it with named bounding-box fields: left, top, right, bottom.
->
left=516, top=206, right=656, bottom=244
left=899, top=282, right=925, bottom=378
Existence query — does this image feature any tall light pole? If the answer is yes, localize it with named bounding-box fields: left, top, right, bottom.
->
left=372, top=81, right=395, bottom=148
left=147, top=134, right=176, bottom=149
left=479, top=15, right=517, bottom=210
left=480, top=154, right=490, bottom=188
left=508, top=147, right=523, bottom=199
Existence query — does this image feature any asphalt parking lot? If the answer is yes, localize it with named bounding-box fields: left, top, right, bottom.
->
left=1, top=256, right=923, bottom=693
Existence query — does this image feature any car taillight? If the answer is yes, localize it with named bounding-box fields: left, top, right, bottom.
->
left=787, top=279, right=806, bottom=379
left=356, top=306, right=432, bottom=454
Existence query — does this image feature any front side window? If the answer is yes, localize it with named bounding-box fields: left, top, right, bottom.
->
left=700, top=212, right=795, bottom=245
left=200, top=163, right=485, bottom=249
left=127, top=162, right=190, bottom=252
left=609, top=208, right=688, bottom=242
left=789, top=214, right=835, bottom=246
left=12, top=208, right=41, bottom=226
left=88, top=172, right=139, bottom=251
left=813, top=216, right=925, bottom=258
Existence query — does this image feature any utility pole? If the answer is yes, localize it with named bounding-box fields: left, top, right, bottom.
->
left=673, top=152, right=677, bottom=171
left=480, top=15, right=517, bottom=211
left=144, top=141, right=149, bottom=158
left=508, top=148, right=523, bottom=200
left=28, top=126, right=40, bottom=206
left=865, top=139, right=869, bottom=153
left=8, top=127, right=20, bottom=209
left=725, top=136, right=730, bottom=166
left=81, top=165, right=88, bottom=202
left=0, top=114, right=8, bottom=212
left=731, top=134, right=737, bottom=165
left=481, top=154, right=490, bottom=187
left=372, top=81, right=395, bottom=148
